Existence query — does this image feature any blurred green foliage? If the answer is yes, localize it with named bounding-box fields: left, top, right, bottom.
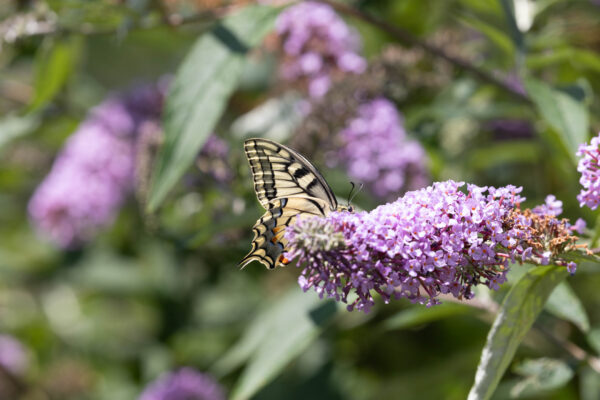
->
left=1, top=0, right=600, bottom=399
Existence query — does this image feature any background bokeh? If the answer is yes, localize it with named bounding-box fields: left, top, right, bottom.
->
left=1, top=0, right=600, bottom=399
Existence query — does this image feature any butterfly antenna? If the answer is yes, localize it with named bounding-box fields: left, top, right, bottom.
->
left=346, top=182, right=363, bottom=207
left=349, top=182, right=363, bottom=205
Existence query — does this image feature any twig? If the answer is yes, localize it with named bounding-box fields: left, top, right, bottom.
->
left=534, top=324, right=600, bottom=374
left=316, top=0, right=531, bottom=103
left=6, top=5, right=239, bottom=42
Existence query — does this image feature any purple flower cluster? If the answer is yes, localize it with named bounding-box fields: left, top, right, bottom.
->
left=285, top=181, right=580, bottom=312
left=577, top=133, right=600, bottom=210
left=0, top=335, right=27, bottom=375
left=337, top=98, right=428, bottom=199
left=276, top=1, right=367, bottom=98
left=139, top=368, right=225, bottom=400
left=28, top=84, right=165, bottom=248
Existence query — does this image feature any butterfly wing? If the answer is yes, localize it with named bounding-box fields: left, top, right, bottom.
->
left=244, top=138, right=338, bottom=210
left=239, top=197, right=332, bottom=269
left=241, top=138, right=339, bottom=269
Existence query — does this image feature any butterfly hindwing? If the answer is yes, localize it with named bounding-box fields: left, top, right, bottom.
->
left=241, top=138, right=340, bottom=269
left=240, top=197, right=331, bottom=269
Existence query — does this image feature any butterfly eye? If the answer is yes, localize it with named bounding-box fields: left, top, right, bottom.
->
left=348, top=206, right=354, bottom=213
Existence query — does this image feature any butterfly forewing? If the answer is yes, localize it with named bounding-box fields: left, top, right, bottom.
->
left=244, top=138, right=338, bottom=210
left=241, top=138, right=339, bottom=269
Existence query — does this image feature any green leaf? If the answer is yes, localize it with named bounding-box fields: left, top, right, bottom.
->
left=457, top=16, right=514, bottom=57
left=215, top=288, right=337, bottom=400
left=231, top=93, right=304, bottom=143
left=467, top=266, right=568, bottom=400
left=510, top=358, right=574, bottom=397
left=147, top=5, right=279, bottom=211
left=28, top=36, right=82, bottom=112
left=527, top=48, right=600, bottom=74
left=524, top=77, right=589, bottom=164
left=0, top=114, right=40, bottom=151
left=562, top=250, right=600, bottom=265
left=545, top=281, right=590, bottom=332
left=591, top=214, right=600, bottom=248
left=580, top=366, right=600, bottom=400
left=383, top=302, right=475, bottom=330
left=586, top=328, right=600, bottom=355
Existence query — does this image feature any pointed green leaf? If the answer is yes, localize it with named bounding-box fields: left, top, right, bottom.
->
left=510, top=358, right=573, bottom=397
left=29, top=36, right=82, bottom=112
left=545, top=281, right=590, bottom=332
left=580, top=366, right=600, bottom=400
left=223, top=289, right=337, bottom=400
left=0, top=114, right=40, bottom=151
left=524, top=77, right=589, bottom=164
left=467, top=266, right=568, bottom=400
left=147, top=5, right=279, bottom=211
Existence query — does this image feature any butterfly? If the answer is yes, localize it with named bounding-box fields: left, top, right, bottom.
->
left=240, top=138, right=351, bottom=269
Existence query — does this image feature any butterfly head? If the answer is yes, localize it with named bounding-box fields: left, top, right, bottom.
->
left=340, top=182, right=362, bottom=213
left=336, top=204, right=353, bottom=213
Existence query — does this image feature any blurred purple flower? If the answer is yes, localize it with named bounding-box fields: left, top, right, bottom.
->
left=532, top=194, right=563, bottom=217
left=337, top=98, right=428, bottom=199
left=486, top=119, right=534, bottom=140
left=196, top=135, right=232, bottom=183
left=571, top=218, right=586, bottom=234
left=0, top=335, right=27, bottom=376
left=285, top=181, right=580, bottom=312
left=276, top=1, right=366, bottom=98
left=577, top=133, right=600, bottom=210
left=28, top=84, right=165, bottom=248
left=493, top=70, right=526, bottom=96
left=139, top=368, right=225, bottom=400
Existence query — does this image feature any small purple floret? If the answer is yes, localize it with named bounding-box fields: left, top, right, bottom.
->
left=532, top=194, right=563, bottom=217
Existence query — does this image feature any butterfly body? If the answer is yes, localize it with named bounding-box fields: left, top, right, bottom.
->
left=241, top=138, right=346, bottom=269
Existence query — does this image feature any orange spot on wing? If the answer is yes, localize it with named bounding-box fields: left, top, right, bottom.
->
left=278, top=255, right=290, bottom=265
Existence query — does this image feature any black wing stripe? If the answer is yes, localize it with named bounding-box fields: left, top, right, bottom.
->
left=242, top=138, right=340, bottom=269
left=244, top=138, right=338, bottom=210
